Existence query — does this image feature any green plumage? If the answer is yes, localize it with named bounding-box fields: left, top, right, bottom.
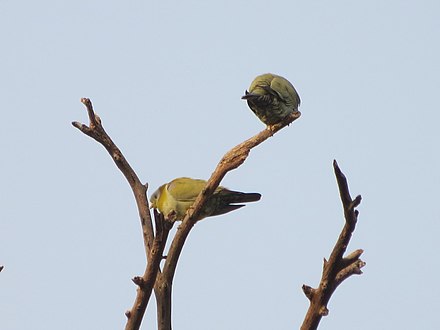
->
left=150, top=177, right=261, bottom=221
left=242, top=73, right=301, bottom=125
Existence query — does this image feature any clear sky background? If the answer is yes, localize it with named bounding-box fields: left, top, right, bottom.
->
left=1, top=1, right=439, bottom=329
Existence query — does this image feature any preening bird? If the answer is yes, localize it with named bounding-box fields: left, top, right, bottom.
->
left=150, top=177, right=261, bottom=221
left=242, top=73, right=301, bottom=125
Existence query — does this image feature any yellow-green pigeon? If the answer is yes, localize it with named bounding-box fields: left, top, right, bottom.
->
left=242, top=73, right=301, bottom=125
left=150, top=177, right=261, bottom=221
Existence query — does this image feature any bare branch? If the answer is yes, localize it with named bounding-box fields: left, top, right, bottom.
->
left=72, top=98, right=154, bottom=254
left=301, top=160, right=366, bottom=330
left=155, top=111, right=302, bottom=329
left=125, top=211, right=173, bottom=330
left=339, top=249, right=364, bottom=270
left=74, top=100, right=302, bottom=330
left=335, top=259, right=366, bottom=286
left=162, top=111, right=302, bottom=280
left=73, top=99, right=168, bottom=329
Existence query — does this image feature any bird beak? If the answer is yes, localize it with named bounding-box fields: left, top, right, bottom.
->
left=241, top=90, right=250, bottom=100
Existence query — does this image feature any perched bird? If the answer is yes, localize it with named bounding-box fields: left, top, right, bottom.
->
left=242, top=73, right=301, bottom=125
left=150, top=177, right=261, bottom=221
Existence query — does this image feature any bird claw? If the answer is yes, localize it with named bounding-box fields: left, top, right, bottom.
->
left=165, top=210, right=178, bottom=222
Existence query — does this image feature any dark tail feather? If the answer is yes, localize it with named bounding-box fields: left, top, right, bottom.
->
left=220, top=191, right=262, bottom=204
left=210, top=191, right=261, bottom=217
left=211, top=204, right=246, bottom=217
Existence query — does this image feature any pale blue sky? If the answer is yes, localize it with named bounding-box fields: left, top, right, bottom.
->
left=1, top=1, right=439, bottom=329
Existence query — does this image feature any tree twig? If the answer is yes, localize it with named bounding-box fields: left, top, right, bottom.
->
left=300, top=160, right=366, bottom=330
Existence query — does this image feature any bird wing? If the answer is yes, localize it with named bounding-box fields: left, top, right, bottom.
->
left=167, top=178, right=207, bottom=202
left=271, top=76, right=301, bottom=107
left=247, top=74, right=272, bottom=93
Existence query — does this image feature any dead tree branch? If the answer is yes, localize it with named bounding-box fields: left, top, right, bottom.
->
left=125, top=211, right=173, bottom=330
left=154, top=111, right=301, bottom=329
left=72, top=98, right=154, bottom=254
left=72, top=98, right=170, bottom=330
left=300, top=160, right=366, bottom=330
left=161, top=111, right=302, bottom=280
left=73, top=98, right=301, bottom=330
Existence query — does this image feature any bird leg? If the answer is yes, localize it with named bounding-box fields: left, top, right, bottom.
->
left=165, top=210, right=178, bottom=222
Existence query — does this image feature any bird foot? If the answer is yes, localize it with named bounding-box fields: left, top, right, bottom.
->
left=165, top=210, right=178, bottom=222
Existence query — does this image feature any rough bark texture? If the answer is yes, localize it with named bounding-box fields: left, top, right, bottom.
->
left=300, top=160, right=366, bottom=330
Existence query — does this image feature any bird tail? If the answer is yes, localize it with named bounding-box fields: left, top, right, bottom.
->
left=211, top=191, right=261, bottom=217
left=221, top=191, right=262, bottom=204
left=211, top=204, right=246, bottom=217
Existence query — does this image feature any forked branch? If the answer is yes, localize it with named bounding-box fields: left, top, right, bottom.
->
left=73, top=98, right=301, bottom=330
left=300, top=160, right=366, bottom=330
left=154, top=111, right=301, bottom=330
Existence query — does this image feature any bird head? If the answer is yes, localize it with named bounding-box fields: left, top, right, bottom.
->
left=149, top=185, right=163, bottom=209
left=241, top=90, right=254, bottom=100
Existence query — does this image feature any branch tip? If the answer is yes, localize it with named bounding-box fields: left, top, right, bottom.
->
left=319, top=306, right=329, bottom=316
left=333, top=160, right=348, bottom=189
left=358, top=260, right=367, bottom=269
left=336, top=259, right=366, bottom=284
left=333, top=159, right=340, bottom=173
left=302, top=285, right=315, bottom=300
left=345, top=249, right=364, bottom=260
left=351, top=195, right=362, bottom=209
left=125, top=310, right=131, bottom=318
left=80, top=97, right=91, bottom=105
left=355, top=268, right=363, bottom=275
left=79, top=97, right=100, bottom=126
left=71, top=121, right=91, bottom=133
left=132, top=276, right=144, bottom=287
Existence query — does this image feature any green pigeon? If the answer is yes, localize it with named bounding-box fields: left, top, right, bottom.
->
left=242, top=73, right=301, bottom=125
left=150, top=177, right=261, bottom=221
